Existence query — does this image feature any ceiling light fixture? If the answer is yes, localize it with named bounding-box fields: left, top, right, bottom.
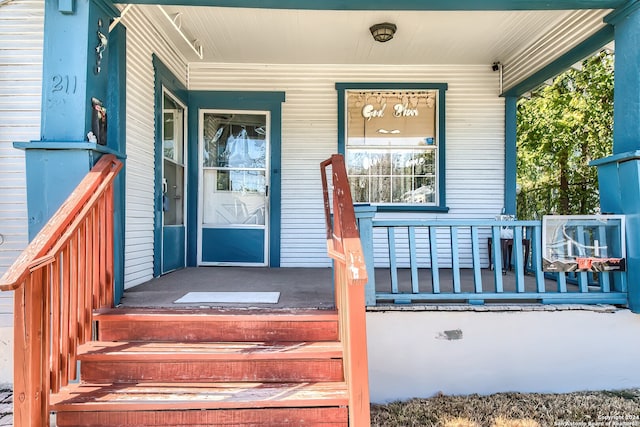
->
left=370, top=22, right=397, bottom=43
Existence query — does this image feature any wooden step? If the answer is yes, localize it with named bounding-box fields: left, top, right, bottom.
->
left=95, top=308, right=339, bottom=342
left=78, top=341, right=344, bottom=383
left=51, top=382, right=349, bottom=426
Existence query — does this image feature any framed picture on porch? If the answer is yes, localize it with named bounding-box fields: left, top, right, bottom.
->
left=541, top=215, right=626, bottom=272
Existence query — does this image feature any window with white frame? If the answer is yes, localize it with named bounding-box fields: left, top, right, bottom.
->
left=344, top=89, right=442, bottom=206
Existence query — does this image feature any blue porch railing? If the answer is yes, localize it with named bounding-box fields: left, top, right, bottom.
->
left=355, top=206, right=628, bottom=306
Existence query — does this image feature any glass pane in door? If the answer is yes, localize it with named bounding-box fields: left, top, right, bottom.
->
left=200, top=112, right=269, bottom=265
left=162, top=92, right=186, bottom=273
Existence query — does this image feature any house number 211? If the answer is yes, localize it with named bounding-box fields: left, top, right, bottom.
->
left=51, top=74, right=77, bottom=95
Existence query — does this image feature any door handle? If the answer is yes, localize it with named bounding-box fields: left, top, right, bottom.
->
left=265, top=185, right=269, bottom=197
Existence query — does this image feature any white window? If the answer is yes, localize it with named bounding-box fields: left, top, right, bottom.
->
left=345, top=89, right=440, bottom=206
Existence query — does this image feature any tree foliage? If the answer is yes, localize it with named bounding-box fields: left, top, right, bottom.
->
left=516, top=50, right=614, bottom=220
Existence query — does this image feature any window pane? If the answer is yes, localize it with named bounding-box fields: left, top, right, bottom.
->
left=350, top=175, right=369, bottom=203
left=392, top=175, right=413, bottom=203
left=163, top=160, right=184, bottom=225
left=346, top=89, right=438, bottom=205
left=203, top=113, right=266, bottom=168
left=163, top=94, right=184, bottom=164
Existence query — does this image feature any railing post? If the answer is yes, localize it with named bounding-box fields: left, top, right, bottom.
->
left=354, top=205, right=377, bottom=306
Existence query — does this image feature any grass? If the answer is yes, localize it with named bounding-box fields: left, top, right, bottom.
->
left=370, top=389, right=640, bottom=426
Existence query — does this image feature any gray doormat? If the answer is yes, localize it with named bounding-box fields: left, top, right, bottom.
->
left=174, top=291, right=280, bottom=304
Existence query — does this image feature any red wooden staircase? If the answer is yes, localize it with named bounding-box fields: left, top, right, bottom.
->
left=1, top=153, right=370, bottom=426
left=51, top=308, right=350, bottom=426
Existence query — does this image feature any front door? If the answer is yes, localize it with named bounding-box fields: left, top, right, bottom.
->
left=161, top=90, right=187, bottom=273
left=198, top=110, right=269, bottom=265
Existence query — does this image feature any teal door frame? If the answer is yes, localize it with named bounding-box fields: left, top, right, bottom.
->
left=153, top=56, right=188, bottom=277
left=187, top=91, right=285, bottom=267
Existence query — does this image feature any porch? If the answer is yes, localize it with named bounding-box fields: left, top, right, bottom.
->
left=119, top=264, right=616, bottom=309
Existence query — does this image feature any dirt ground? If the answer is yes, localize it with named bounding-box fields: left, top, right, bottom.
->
left=370, top=389, right=640, bottom=427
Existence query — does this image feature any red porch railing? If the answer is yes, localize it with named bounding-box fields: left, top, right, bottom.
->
left=320, top=154, right=370, bottom=427
left=0, top=154, right=122, bottom=427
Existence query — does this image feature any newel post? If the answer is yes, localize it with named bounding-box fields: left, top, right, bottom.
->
left=354, top=205, right=377, bottom=306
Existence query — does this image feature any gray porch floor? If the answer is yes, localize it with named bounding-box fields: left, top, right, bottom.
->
left=119, top=267, right=337, bottom=309
left=118, top=266, right=550, bottom=309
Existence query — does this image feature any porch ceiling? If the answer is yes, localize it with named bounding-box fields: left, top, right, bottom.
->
left=131, top=5, right=612, bottom=86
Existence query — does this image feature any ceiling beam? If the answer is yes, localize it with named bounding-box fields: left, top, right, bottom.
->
left=122, top=0, right=628, bottom=11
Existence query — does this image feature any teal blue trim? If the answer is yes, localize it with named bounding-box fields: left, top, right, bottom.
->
left=58, top=0, right=74, bottom=14
left=92, top=0, right=121, bottom=17
left=374, top=292, right=628, bottom=304
left=504, top=96, right=517, bottom=215
left=605, top=0, right=640, bottom=24
left=375, top=205, right=450, bottom=213
left=152, top=56, right=188, bottom=277
left=437, top=87, right=447, bottom=208
left=22, top=149, right=103, bottom=239
left=107, top=22, right=127, bottom=304
left=41, top=0, right=118, bottom=142
left=124, top=0, right=626, bottom=10
left=591, top=150, right=640, bottom=166
left=502, top=26, right=614, bottom=97
left=187, top=90, right=285, bottom=267
left=162, top=226, right=186, bottom=271
left=335, top=82, right=448, bottom=91
left=201, top=228, right=265, bottom=263
left=602, top=4, right=640, bottom=312
left=354, top=205, right=378, bottom=306
left=610, top=5, right=640, bottom=154
left=336, top=82, right=448, bottom=212
left=13, top=141, right=126, bottom=159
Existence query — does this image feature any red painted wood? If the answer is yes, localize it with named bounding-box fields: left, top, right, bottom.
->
left=96, top=310, right=340, bottom=342
left=81, top=359, right=344, bottom=383
left=1, top=155, right=122, bottom=427
left=79, top=340, right=343, bottom=359
left=50, top=381, right=349, bottom=411
left=321, top=154, right=371, bottom=427
left=55, top=407, right=348, bottom=426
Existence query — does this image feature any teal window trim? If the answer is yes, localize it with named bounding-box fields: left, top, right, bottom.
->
left=152, top=55, right=188, bottom=277
left=336, top=82, right=449, bottom=213
left=187, top=90, right=286, bottom=267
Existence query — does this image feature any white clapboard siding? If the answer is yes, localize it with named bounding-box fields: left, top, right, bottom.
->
left=189, top=63, right=505, bottom=267
left=120, top=6, right=188, bottom=288
left=503, top=9, right=610, bottom=93
left=0, top=0, right=43, bottom=310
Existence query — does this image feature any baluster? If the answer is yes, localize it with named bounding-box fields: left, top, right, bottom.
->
left=408, top=227, right=419, bottom=293
left=451, top=227, right=461, bottom=293
left=388, top=228, right=398, bottom=294
left=428, top=226, right=440, bottom=294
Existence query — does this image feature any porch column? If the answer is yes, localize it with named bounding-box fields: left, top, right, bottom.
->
left=504, top=96, right=518, bottom=215
left=16, top=0, right=120, bottom=239
left=594, top=3, right=640, bottom=312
